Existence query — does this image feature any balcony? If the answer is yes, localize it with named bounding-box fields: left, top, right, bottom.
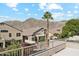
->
left=0, top=40, right=66, bottom=56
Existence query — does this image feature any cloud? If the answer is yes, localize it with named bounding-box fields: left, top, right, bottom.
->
left=52, top=12, right=73, bottom=21
left=66, top=10, right=78, bottom=17
left=67, top=11, right=72, bottom=14
left=39, top=3, right=46, bottom=10
left=0, top=16, right=9, bottom=19
left=39, top=3, right=63, bottom=11
left=5, top=3, right=18, bottom=11
left=66, top=11, right=73, bottom=17
left=25, top=8, right=29, bottom=12
left=43, top=9, right=47, bottom=12
left=38, top=9, right=41, bottom=11
left=0, top=15, right=22, bottom=22
left=74, top=10, right=78, bottom=14
left=48, top=4, right=63, bottom=10
left=6, top=3, right=18, bottom=8
left=28, top=13, right=31, bottom=16
left=53, top=12, right=64, bottom=17
left=13, top=8, right=18, bottom=11
left=0, top=16, right=11, bottom=22
left=64, top=11, right=73, bottom=17
left=74, top=5, right=78, bottom=9
left=52, top=12, right=64, bottom=21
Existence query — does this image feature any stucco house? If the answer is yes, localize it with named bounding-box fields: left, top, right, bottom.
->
left=0, top=23, right=47, bottom=48
left=22, top=27, right=46, bottom=43
left=22, top=27, right=54, bottom=49
left=0, top=22, right=23, bottom=48
left=0, top=21, right=63, bottom=49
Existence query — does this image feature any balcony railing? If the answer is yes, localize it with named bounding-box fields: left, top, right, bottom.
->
left=0, top=41, right=66, bottom=56
left=0, top=45, right=36, bottom=56
left=30, top=43, right=66, bottom=56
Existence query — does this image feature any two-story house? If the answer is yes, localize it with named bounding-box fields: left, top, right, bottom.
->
left=0, top=22, right=23, bottom=48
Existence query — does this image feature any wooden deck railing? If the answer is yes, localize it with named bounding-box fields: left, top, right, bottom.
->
left=0, top=45, right=36, bottom=56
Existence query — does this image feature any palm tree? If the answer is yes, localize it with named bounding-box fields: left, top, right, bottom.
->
left=42, top=11, right=53, bottom=47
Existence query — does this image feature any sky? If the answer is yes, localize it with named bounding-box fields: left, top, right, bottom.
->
left=0, top=3, right=79, bottom=22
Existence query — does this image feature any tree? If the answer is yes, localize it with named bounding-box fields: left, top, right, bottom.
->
left=42, top=11, right=53, bottom=47
left=60, top=19, right=79, bottom=38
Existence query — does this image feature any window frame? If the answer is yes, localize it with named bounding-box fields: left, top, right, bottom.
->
left=16, top=33, right=21, bottom=37
left=9, top=33, right=12, bottom=37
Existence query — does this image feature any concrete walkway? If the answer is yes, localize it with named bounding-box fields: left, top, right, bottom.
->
left=52, top=40, right=79, bottom=56
left=53, top=41, right=79, bottom=56
left=66, top=42, right=79, bottom=49
left=53, top=48, right=79, bottom=56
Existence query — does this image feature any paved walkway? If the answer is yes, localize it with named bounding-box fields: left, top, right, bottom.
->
left=53, top=41, right=79, bottom=56
left=66, top=42, right=79, bottom=49
left=53, top=48, right=79, bottom=56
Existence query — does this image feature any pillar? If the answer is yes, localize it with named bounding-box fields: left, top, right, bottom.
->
left=36, top=35, right=40, bottom=50
left=49, top=40, right=53, bottom=48
left=28, top=36, right=32, bottom=41
left=3, top=39, right=5, bottom=48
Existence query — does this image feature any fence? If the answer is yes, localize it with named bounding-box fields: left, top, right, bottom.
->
left=0, top=45, right=36, bottom=56
left=0, top=42, right=66, bottom=56
left=30, top=43, right=66, bottom=56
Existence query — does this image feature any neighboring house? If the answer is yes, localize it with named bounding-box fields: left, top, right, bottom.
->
left=0, top=21, right=64, bottom=48
left=0, top=23, right=46, bottom=48
left=0, top=22, right=23, bottom=48
left=22, top=27, right=46, bottom=43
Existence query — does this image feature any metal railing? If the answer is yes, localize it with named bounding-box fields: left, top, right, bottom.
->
left=0, top=42, right=66, bottom=56
left=0, top=45, right=36, bottom=56
left=30, top=43, right=66, bottom=56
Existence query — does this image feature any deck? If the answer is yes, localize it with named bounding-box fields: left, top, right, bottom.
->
left=0, top=40, right=66, bottom=56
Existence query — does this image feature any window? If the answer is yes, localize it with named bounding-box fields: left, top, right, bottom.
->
left=39, top=36, right=45, bottom=42
left=0, top=30, right=8, bottom=32
left=16, top=33, right=21, bottom=37
left=9, top=33, right=12, bottom=37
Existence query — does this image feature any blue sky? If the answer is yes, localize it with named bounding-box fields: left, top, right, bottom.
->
left=0, top=3, right=79, bottom=22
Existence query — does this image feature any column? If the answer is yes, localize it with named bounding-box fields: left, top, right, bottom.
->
left=49, top=40, right=53, bottom=48
left=3, top=39, right=5, bottom=48
left=36, top=35, right=40, bottom=50
left=28, top=36, right=32, bottom=41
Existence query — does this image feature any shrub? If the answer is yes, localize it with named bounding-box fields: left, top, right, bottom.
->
left=60, top=19, right=79, bottom=38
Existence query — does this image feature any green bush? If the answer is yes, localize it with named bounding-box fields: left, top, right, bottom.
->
left=60, top=19, right=79, bottom=38
left=6, top=39, right=21, bottom=50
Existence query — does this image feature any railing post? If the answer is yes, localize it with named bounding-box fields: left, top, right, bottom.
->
left=21, top=47, right=24, bottom=56
left=3, top=39, right=5, bottom=48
